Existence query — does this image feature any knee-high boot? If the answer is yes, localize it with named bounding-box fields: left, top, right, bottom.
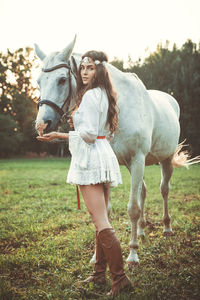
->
left=83, top=231, right=107, bottom=284
left=98, top=228, right=132, bottom=296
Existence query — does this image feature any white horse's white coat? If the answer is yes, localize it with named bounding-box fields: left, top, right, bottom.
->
left=34, top=38, right=194, bottom=266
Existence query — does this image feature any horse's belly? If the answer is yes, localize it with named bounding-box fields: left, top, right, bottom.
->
left=145, top=153, right=172, bottom=165
left=147, top=125, right=179, bottom=164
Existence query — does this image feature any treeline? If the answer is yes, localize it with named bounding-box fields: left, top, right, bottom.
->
left=0, top=39, right=199, bottom=157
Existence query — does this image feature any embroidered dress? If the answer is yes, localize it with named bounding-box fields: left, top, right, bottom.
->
left=66, top=87, right=122, bottom=187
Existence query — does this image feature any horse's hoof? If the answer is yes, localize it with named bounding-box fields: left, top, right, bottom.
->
left=138, top=232, right=145, bottom=238
left=137, top=229, right=145, bottom=237
left=163, top=231, right=174, bottom=237
left=127, top=261, right=140, bottom=270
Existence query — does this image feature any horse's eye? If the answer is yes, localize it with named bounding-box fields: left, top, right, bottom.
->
left=58, top=77, right=67, bottom=85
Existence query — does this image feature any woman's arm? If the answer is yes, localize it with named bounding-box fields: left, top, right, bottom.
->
left=36, top=132, right=69, bottom=142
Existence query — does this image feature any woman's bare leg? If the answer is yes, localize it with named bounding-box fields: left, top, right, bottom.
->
left=80, top=183, right=111, bottom=232
left=80, top=183, right=132, bottom=295
left=88, top=184, right=111, bottom=264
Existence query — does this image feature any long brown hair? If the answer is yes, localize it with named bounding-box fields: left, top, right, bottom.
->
left=75, top=51, right=118, bottom=134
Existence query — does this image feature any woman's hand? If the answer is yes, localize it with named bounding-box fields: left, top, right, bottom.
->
left=67, top=117, right=74, bottom=129
left=36, top=123, right=47, bottom=136
left=36, top=132, right=69, bottom=142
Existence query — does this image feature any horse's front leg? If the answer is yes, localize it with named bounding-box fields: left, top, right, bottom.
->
left=89, top=185, right=111, bottom=264
left=127, top=154, right=145, bottom=267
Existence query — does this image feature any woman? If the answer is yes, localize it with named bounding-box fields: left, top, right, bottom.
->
left=37, top=51, right=132, bottom=296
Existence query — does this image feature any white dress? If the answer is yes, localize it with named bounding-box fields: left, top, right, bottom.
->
left=66, top=87, right=122, bottom=187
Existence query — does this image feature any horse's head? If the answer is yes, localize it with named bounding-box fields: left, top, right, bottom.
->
left=35, top=36, right=78, bottom=134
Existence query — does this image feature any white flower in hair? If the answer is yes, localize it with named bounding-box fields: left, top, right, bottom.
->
left=94, top=60, right=100, bottom=65
left=94, top=60, right=107, bottom=66
left=81, top=57, right=106, bottom=66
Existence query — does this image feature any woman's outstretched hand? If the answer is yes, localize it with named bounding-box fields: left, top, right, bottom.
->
left=36, top=132, right=69, bottom=142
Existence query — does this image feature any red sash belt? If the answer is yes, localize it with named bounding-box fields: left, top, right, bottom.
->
left=97, top=136, right=106, bottom=139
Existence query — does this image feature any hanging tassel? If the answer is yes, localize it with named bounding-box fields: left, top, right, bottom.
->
left=76, top=185, right=81, bottom=210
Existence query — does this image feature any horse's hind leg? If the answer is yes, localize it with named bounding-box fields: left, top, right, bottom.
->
left=138, top=179, right=146, bottom=237
left=160, top=157, right=174, bottom=236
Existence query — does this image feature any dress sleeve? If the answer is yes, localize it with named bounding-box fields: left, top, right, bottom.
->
left=68, top=131, right=91, bottom=169
left=68, top=88, right=101, bottom=169
left=78, top=89, right=101, bottom=144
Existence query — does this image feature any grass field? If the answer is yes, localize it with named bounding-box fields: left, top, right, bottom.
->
left=0, top=158, right=199, bottom=300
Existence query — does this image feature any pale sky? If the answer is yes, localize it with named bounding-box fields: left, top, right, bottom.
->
left=1, top=0, right=200, bottom=62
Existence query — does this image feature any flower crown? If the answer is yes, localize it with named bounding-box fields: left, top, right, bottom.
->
left=81, top=56, right=106, bottom=66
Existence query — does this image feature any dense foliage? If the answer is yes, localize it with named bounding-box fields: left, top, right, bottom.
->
left=0, top=48, right=38, bottom=156
left=0, top=39, right=199, bottom=157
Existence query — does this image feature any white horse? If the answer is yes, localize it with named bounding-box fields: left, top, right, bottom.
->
left=34, top=36, right=199, bottom=267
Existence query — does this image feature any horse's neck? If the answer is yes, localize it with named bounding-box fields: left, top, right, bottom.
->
left=107, top=63, right=123, bottom=79
left=107, top=63, right=148, bottom=110
left=107, top=63, right=134, bottom=90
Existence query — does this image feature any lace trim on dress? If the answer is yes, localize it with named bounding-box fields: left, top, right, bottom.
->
left=67, top=168, right=122, bottom=187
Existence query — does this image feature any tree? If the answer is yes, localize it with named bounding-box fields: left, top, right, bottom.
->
left=0, top=47, right=39, bottom=156
left=0, top=114, right=22, bottom=156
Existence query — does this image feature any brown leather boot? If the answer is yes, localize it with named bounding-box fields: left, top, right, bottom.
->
left=83, top=231, right=107, bottom=284
left=98, top=228, right=133, bottom=296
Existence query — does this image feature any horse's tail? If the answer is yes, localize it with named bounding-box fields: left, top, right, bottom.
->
left=172, top=139, right=200, bottom=168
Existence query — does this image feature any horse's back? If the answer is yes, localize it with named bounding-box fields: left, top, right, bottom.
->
left=148, top=90, right=180, bottom=119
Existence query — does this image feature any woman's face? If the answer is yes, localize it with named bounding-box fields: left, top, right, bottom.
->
left=80, top=57, right=96, bottom=85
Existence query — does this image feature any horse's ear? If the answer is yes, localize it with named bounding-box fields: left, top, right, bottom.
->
left=34, top=43, right=46, bottom=61
left=59, top=35, right=77, bottom=62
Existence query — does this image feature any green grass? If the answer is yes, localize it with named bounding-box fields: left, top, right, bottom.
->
left=0, top=158, right=199, bottom=300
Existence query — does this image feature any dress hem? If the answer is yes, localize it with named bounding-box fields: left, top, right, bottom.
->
left=66, top=180, right=122, bottom=188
